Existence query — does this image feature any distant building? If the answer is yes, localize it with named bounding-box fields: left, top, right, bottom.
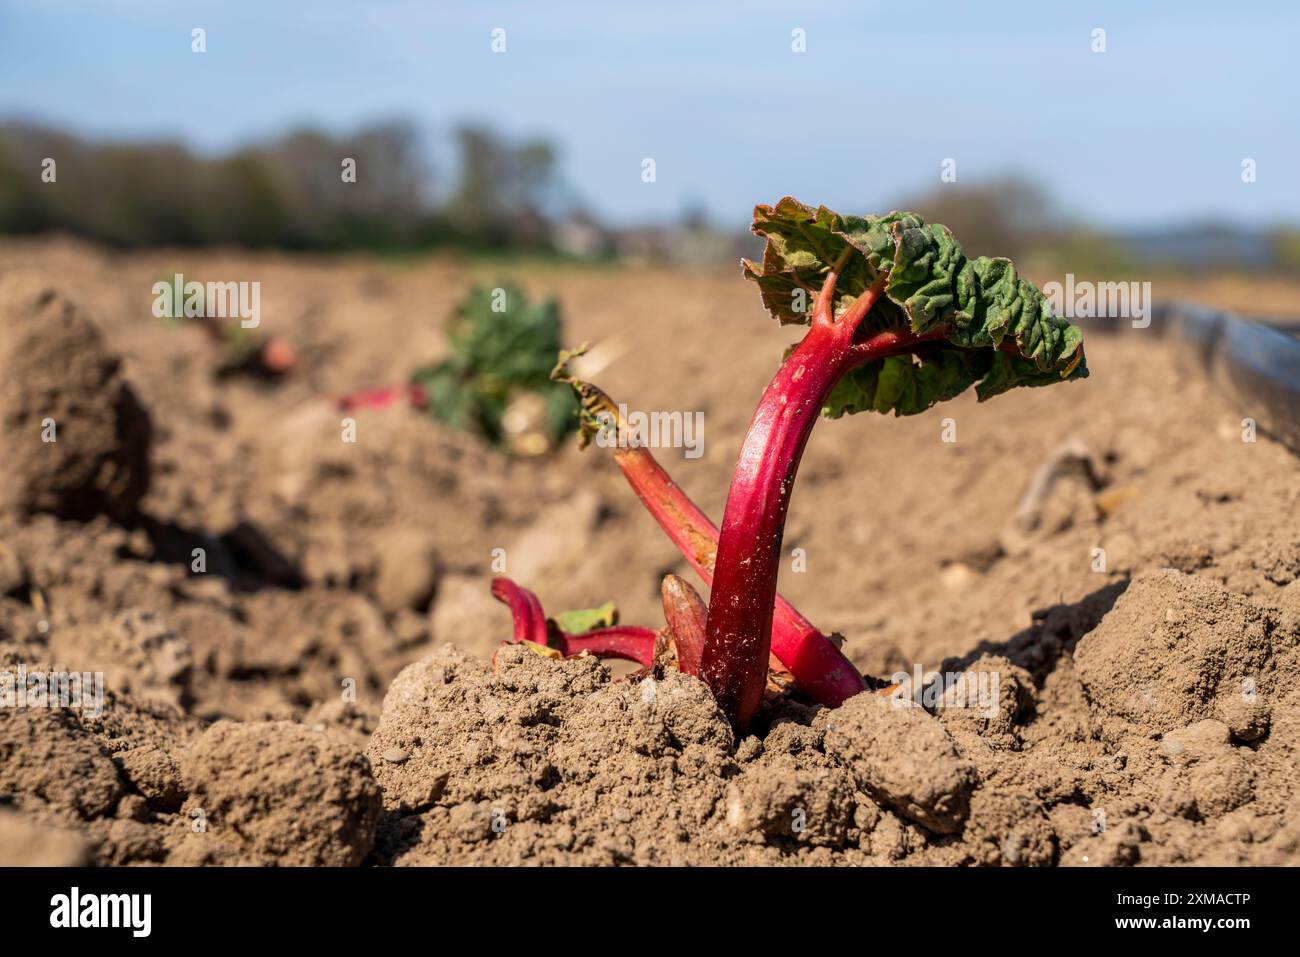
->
left=551, top=213, right=612, bottom=259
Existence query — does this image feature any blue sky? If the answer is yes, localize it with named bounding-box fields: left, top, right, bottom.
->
left=1, top=0, right=1296, bottom=228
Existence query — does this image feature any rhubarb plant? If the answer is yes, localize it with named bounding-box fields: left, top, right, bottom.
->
left=704, top=198, right=1087, bottom=726
left=411, top=282, right=577, bottom=453
left=335, top=283, right=579, bottom=454
left=497, top=198, right=1087, bottom=731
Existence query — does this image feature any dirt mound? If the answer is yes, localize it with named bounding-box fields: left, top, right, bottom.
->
left=337, top=566, right=1300, bottom=868
left=173, top=720, right=382, bottom=866
left=823, top=693, right=977, bottom=834
left=0, top=706, right=125, bottom=820
left=370, top=645, right=793, bottom=865
left=1075, top=570, right=1291, bottom=741
left=0, top=513, right=412, bottom=723
left=0, top=276, right=151, bottom=521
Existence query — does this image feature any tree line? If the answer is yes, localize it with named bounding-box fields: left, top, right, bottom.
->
left=0, top=121, right=562, bottom=251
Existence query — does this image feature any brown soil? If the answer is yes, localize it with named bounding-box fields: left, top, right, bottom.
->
left=1, top=236, right=1298, bottom=866
left=0, top=276, right=151, bottom=521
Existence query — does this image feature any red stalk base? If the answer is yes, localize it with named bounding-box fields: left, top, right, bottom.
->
left=610, top=441, right=865, bottom=706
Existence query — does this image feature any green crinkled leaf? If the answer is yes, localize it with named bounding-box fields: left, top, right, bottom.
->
left=744, top=197, right=1087, bottom=418
left=411, top=282, right=578, bottom=447
left=742, top=198, right=898, bottom=325
left=825, top=349, right=995, bottom=418
left=552, top=601, right=619, bottom=634
left=447, top=282, right=565, bottom=385
left=975, top=349, right=1078, bottom=402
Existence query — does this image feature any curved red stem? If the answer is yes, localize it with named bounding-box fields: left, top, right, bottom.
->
left=554, top=626, right=657, bottom=667
left=702, top=276, right=945, bottom=728
left=490, top=577, right=549, bottom=645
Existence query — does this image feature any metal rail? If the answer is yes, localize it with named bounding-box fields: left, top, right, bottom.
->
left=1156, top=302, right=1300, bottom=454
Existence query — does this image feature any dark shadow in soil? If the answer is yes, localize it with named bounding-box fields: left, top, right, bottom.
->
left=368, top=810, right=424, bottom=866
left=941, top=578, right=1131, bottom=688
left=130, top=515, right=306, bottom=591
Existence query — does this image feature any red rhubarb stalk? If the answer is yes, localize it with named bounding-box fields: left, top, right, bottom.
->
left=614, top=435, right=867, bottom=705
left=337, top=383, right=428, bottom=413
left=702, top=273, right=943, bottom=727
left=490, top=576, right=549, bottom=645
left=554, top=626, right=657, bottom=667
left=553, top=199, right=1089, bottom=728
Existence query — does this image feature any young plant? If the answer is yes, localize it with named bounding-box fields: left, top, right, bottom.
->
left=335, top=283, right=578, bottom=453
left=156, top=275, right=297, bottom=378
left=410, top=282, right=577, bottom=454
left=497, top=199, right=1087, bottom=730
left=700, top=199, right=1086, bottom=726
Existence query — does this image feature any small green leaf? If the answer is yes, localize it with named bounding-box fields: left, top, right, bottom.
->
left=552, top=601, right=618, bottom=634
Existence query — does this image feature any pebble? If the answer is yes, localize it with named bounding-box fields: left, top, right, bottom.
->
left=382, top=748, right=410, bottom=765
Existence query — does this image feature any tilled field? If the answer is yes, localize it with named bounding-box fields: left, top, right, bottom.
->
left=1, top=238, right=1298, bottom=865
